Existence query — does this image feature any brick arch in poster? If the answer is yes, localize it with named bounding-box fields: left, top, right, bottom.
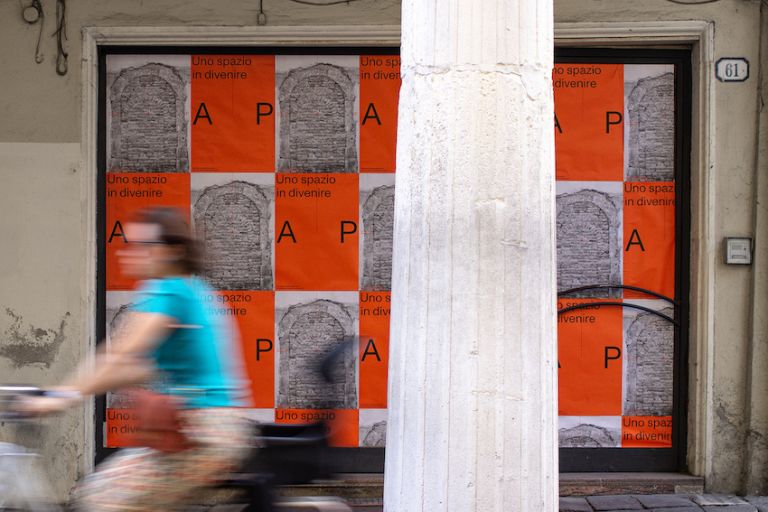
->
left=360, top=421, right=387, bottom=447
left=626, top=72, right=675, bottom=181
left=361, top=185, right=395, bottom=291
left=277, top=299, right=357, bottom=409
left=278, top=63, right=357, bottom=173
left=556, top=190, right=621, bottom=297
left=107, top=303, right=139, bottom=408
left=623, top=307, right=675, bottom=416
left=193, top=181, right=273, bottom=291
left=109, top=63, right=189, bottom=172
left=559, top=424, right=619, bottom=448
left=107, top=303, right=133, bottom=345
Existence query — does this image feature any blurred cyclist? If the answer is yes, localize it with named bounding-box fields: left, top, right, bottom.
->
left=24, top=207, right=251, bottom=511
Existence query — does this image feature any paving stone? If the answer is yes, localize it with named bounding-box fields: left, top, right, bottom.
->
left=586, top=495, right=644, bottom=511
left=701, top=506, right=757, bottom=512
left=647, top=508, right=703, bottom=512
left=560, top=497, right=593, bottom=512
left=636, top=494, right=698, bottom=508
left=745, top=497, right=768, bottom=512
left=693, top=495, right=749, bottom=506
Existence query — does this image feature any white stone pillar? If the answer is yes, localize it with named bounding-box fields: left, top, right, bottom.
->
left=384, top=1, right=556, bottom=511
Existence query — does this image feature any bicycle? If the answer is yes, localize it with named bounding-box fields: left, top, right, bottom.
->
left=0, top=385, right=353, bottom=512
left=0, top=386, right=62, bottom=512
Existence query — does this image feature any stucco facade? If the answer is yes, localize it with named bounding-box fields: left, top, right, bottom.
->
left=0, top=0, right=766, bottom=499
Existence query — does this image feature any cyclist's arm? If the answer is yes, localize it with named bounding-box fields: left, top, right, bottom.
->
left=65, top=311, right=171, bottom=396
left=21, top=312, right=172, bottom=415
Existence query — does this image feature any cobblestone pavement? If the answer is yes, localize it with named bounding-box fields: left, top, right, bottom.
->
left=560, top=494, right=768, bottom=512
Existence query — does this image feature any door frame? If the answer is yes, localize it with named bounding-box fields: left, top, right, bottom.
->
left=81, top=21, right=715, bottom=475
left=553, top=20, right=715, bottom=477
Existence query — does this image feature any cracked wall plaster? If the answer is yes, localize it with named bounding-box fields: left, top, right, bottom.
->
left=0, top=309, right=70, bottom=368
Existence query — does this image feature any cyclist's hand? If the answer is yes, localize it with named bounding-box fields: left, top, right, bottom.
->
left=19, top=388, right=82, bottom=416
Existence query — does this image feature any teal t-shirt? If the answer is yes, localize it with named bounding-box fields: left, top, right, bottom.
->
left=132, top=276, right=247, bottom=409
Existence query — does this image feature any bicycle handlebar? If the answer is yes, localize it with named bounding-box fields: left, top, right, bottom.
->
left=0, top=385, right=54, bottom=422
left=0, top=385, right=45, bottom=395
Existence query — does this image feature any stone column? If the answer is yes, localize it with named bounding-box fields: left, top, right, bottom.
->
left=384, top=1, right=556, bottom=511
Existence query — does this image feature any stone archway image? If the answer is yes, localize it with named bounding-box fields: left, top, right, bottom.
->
left=360, top=421, right=387, bottom=447
left=277, top=299, right=357, bottom=408
left=107, top=303, right=131, bottom=344
left=277, top=63, right=357, bottom=172
left=106, top=303, right=139, bottom=408
left=623, top=307, right=675, bottom=416
left=193, top=181, right=273, bottom=291
left=626, top=73, right=675, bottom=181
left=109, top=63, right=189, bottom=172
left=559, top=423, right=620, bottom=448
left=361, top=185, right=395, bottom=290
left=556, top=189, right=621, bottom=297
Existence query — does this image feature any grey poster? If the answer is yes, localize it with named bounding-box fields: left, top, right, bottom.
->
left=624, top=65, right=675, bottom=182
left=106, top=55, right=190, bottom=173
left=556, top=182, right=623, bottom=298
left=274, top=292, right=359, bottom=409
left=191, top=173, right=274, bottom=291
left=275, top=55, right=359, bottom=173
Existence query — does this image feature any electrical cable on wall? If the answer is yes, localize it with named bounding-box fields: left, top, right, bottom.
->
left=54, top=0, right=67, bottom=75
left=665, top=0, right=720, bottom=4
left=286, top=0, right=360, bottom=6
left=20, top=0, right=45, bottom=64
left=257, top=0, right=267, bottom=25
left=258, top=0, right=359, bottom=24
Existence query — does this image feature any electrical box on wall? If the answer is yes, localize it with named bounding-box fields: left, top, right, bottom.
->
left=725, top=237, right=752, bottom=265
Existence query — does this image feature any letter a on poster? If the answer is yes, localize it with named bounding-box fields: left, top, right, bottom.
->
left=554, top=64, right=624, bottom=181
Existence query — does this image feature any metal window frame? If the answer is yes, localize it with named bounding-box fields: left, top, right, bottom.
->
left=555, top=47, right=692, bottom=472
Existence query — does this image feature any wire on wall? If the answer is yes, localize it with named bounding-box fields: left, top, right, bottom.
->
left=665, top=0, right=720, bottom=4
left=54, top=0, right=67, bottom=75
left=20, top=0, right=45, bottom=64
left=286, top=0, right=360, bottom=5
left=257, top=0, right=267, bottom=25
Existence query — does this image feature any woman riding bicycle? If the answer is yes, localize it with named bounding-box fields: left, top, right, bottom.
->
left=24, top=207, right=251, bottom=511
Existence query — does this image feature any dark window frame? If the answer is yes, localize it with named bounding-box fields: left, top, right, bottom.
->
left=96, top=45, right=691, bottom=474
left=555, top=47, right=692, bottom=472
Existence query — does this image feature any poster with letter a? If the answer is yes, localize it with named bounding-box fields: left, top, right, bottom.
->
left=555, top=63, right=676, bottom=449
left=103, top=52, right=400, bottom=448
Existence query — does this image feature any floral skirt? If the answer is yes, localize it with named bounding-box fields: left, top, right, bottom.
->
left=75, top=408, right=251, bottom=512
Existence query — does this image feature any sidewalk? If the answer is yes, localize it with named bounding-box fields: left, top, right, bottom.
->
left=560, top=495, right=768, bottom=512
left=195, top=475, right=768, bottom=511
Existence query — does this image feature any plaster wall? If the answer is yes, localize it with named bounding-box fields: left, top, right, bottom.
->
left=745, top=1, right=768, bottom=494
left=552, top=0, right=766, bottom=493
left=0, top=0, right=399, bottom=143
left=0, top=0, right=765, bottom=498
left=0, top=143, right=86, bottom=498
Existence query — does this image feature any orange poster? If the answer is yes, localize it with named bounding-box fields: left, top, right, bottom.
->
left=105, top=173, right=190, bottom=290
left=554, top=64, right=624, bottom=181
left=558, top=298, right=623, bottom=416
left=275, top=408, right=359, bottom=447
left=211, top=291, right=275, bottom=408
left=623, top=182, right=676, bottom=299
left=359, top=292, right=390, bottom=408
left=274, top=173, right=359, bottom=290
left=621, top=415, right=672, bottom=448
left=360, top=55, right=400, bottom=173
left=105, top=407, right=140, bottom=448
left=191, top=55, right=275, bottom=172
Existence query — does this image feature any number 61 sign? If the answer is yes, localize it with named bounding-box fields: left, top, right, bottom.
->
left=716, top=58, right=749, bottom=82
